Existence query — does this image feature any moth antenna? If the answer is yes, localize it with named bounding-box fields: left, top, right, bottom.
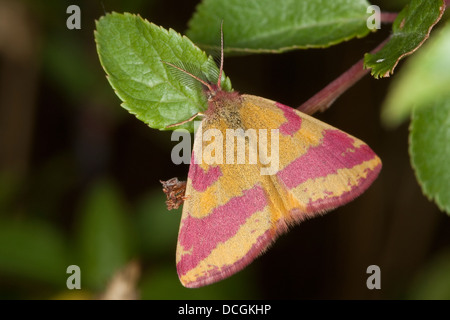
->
left=162, top=60, right=214, bottom=92
left=217, top=20, right=224, bottom=89
left=165, top=112, right=204, bottom=128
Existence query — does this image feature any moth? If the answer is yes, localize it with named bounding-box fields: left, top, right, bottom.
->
left=163, top=27, right=381, bottom=288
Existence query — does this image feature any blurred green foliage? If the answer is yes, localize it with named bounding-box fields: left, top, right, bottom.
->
left=0, top=218, right=69, bottom=287
left=382, top=21, right=450, bottom=214
left=408, top=249, right=450, bottom=299
left=75, top=180, right=135, bottom=290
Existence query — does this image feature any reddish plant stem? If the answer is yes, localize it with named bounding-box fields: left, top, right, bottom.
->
left=298, top=37, right=390, bottom=115
left=298, top=10, right=400, bottom=115
left=381, top=12, right=398, bottom=24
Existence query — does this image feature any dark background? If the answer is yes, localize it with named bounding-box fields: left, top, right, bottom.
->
left=1, top=0, right=449, bottom=299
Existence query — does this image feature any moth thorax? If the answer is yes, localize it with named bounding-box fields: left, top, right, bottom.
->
left=205, top=90, right=241, bottom=118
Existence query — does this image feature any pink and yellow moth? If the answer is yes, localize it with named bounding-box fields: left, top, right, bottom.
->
left=164, top=29, right=382, bottom=288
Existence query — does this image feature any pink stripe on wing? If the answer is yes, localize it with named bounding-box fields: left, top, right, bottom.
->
left=184, top=229, right=274, bottom=288
left=177, top=185, right=268, bottom=276
left=304, top=163, right=382, bottom=213
left=277, top=129, right=377, bottom=189
left=188, top=152, right=222, bottom=192
left=276, top=102, right=302, bottom=136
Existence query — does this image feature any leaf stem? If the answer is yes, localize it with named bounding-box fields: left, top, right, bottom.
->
left=297, top=9, right=401, bottom=115
left=381, top=12, right=398, bottom=24
left=297, top=38, right=389, bottom=115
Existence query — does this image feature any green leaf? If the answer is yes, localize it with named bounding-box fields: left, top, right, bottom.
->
left=76, top=179, right=135, bottom=290
left=0, top=219, right=68, bottom=287
left=381, top=20, right=450, bottom=214
left=410, top=99, right=450, bottom=214
left=187, top=0, right=372, bottom=54
left=364, top=0, right=445, bottom=78
left=382, top=21, right=450, bottom=127
left=95, top=12, right=231, bottom=132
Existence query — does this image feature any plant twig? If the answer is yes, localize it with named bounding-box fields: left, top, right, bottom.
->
left=297, top=38, right=389, bottom=115
left=381, top=12, right=398, bottom=24
left=297, top=9, right=399, bottom=115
